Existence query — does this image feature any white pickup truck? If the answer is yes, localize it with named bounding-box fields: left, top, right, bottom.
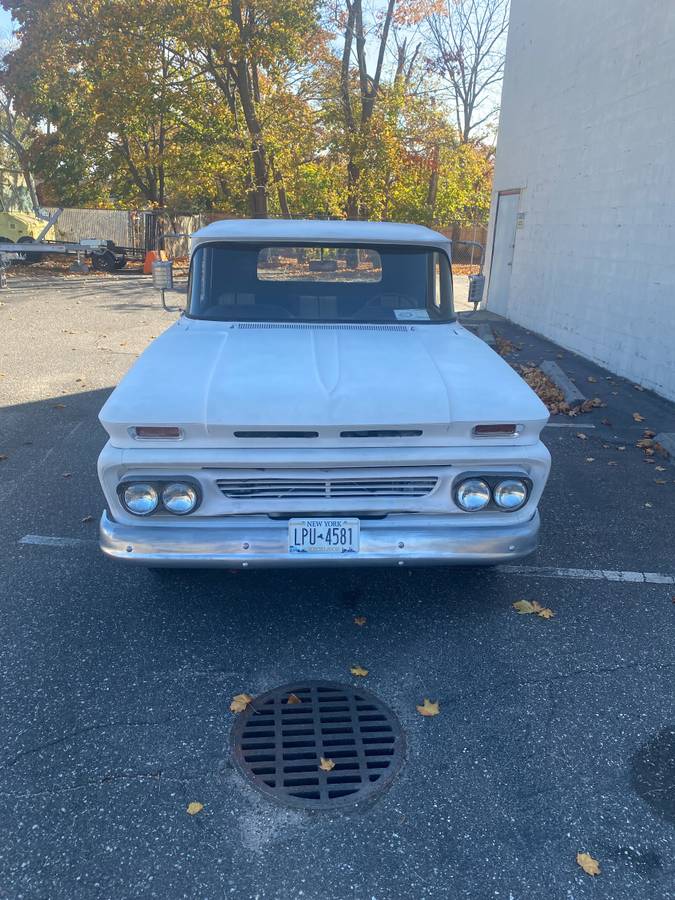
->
left=97, top=219, right=550, bottom=568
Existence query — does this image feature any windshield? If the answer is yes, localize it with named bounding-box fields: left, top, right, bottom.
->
left=188, top=242, right=453, bottom=323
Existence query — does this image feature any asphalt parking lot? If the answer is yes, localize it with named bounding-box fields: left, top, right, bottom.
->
left=0, top=274, right=674, bottom=899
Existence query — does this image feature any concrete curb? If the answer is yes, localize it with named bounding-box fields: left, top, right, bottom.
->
left=655, top=433, right=675, bottom=465
left=477, top=323, right=496, bottom=346
left=540, top=360, right=587, bottom=407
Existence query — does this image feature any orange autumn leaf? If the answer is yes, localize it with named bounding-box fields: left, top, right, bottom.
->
left=287, top=693, right=302, bottom=704
left=632, top=412, right=645, bottom=422
left=576, top=852, right=600, bottom=876
left=351, top=665, right=368, bottom=677
left=319, top=757, right=335, bottom=771
left=354, top=616, right=367, bottom=626
left=416, top=698, right=440, bottom=717
left=186, top=802, right=204, bottom=816
left=230, top=692, right=253, bottom=713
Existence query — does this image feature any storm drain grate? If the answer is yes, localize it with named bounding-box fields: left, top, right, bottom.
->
left=230, top=680, right=405, bottom=810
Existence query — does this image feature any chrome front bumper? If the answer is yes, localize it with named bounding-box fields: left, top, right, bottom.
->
left=99, top=510, right=540, bottom=568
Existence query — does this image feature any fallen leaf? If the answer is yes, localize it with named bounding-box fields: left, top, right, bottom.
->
left=513, top=599, right=537, bottom=614
left=53, top=403, right=66, bottom=409
left=62, top=472, right=72, bottom=478
left=354, top=615, right=367, bottom=626
left=350, top=665, right=368, bottom=677
left=81, top=515, right=94, bottom=523
left=576, top=433, right=587, bottom=440
left=644, top=458, right=655, bottom=464
left=587, top=376, right=597, bottom=383
left=654, top=479, right=666, bottom=485
left=636, top=439, right=653, bottom=449
left=643, top=429, right=656, bottom=438
left=655, top=466, right=666, bottom=472
left=645, top=502, right=653, bottom=508
left=513, top=599, right=554, bottom=619
left=230, top=692, right=254, bottom=713
left=319, top=757, right=335, bottom=771
left=186, top=802, right=203, bottom=816
left=617, top=446, right=626, bottom=451
left=633, top=384, right=645, bottom=391
left=416, top=698, right=440, bottom=717
left=0, top=454, right=8, bottom=461
left=632, top=412, right=645, bottom=422
left=585, top=457, right=595, bottom=463
left=608, top=461, right=618, bottom=466
left=576, top=852, right=601, bottom=876
left=286, top=693, right=302, bottom=704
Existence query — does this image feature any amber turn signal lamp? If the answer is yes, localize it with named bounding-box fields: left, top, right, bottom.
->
left=131, top=426, right=182, bottom=439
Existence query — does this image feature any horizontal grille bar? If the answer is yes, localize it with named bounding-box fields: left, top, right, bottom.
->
left=216, top=476, right=438, bottom=500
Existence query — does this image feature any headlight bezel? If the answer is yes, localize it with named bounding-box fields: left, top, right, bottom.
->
left=453, top=473, right=532, bottom=513
left=117, top=476, right=202, bottom=517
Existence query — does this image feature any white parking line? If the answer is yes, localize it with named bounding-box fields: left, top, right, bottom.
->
left=19, top=534, right=94, bottom=548
left=497, top=564, right=675, bottom=584
left=16, top=535, right=675, bottom=583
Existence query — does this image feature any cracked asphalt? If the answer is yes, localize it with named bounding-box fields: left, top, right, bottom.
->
left=0, top=274, right=673, bottom=899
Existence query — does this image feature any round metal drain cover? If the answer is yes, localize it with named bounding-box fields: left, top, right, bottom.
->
left=230, top=680, right=405, bottom=809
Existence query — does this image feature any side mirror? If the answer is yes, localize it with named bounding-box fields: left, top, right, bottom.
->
left=151, top=259, right=182, bottom=312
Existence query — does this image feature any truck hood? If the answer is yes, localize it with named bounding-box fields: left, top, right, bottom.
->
left=99, top=319, right=549, bottom=448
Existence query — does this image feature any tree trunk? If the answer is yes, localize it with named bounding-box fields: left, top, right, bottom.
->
left=426, top=144, right=440, bottom=220
left=346, top=160, right=361, bottom=220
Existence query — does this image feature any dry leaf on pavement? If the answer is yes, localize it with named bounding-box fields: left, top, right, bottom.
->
left=633, top=384, right=645, bottom=391
left=53, top=403, right=66, bottom=409
left=287, top=693, right=302, bottom=704
left=416, top=698, right=440, bottom=717
left=230, top=693, right=254, bottom=713
left=354, top=616, right=367, bottom=626
left=513, top=599, right=555, bottom=619
left=319, top=757, right=335, bottom=771
left=186, top=802, right=204, bottom=816
left=587, top=376, right=597, bottom=383
left=576, top=432, right=587, bottom=440
left=632, top=412, right=645, bottom=422
left=585, top=458, right=595, bottom=463
left=351, top=665, right=368, bottom=677
left=0, top=454, right=8, bottom=461
left=608, top=461, right=618, bottom=466
left=576, top=852, right=600, bottom=876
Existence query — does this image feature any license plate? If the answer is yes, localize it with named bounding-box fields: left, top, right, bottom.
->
left=288, top=518, right=360, bottom=554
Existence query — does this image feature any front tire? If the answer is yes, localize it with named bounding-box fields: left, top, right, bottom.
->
left=17, top=235, right=41, bottom=264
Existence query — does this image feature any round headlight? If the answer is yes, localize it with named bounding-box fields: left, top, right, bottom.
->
left=494, top=479, right=528, bottom=510
left=123, top=482, right=158, bottom=516
left=456, top=478, right=491, bottom=511
left=162, top=482, right=198, bottom=515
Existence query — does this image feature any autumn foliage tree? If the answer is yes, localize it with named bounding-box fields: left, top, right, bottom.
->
left=0, top=0, right=500, bottom=223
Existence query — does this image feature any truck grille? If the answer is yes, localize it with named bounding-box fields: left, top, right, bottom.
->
left=216, top=476, right=438, bottom=500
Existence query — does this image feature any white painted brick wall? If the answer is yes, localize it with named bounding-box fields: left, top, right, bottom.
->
left=485, top=0, right=675, bottom=400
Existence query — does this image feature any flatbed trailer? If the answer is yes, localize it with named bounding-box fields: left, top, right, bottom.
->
left=0, top=238, right=136, bottom=273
